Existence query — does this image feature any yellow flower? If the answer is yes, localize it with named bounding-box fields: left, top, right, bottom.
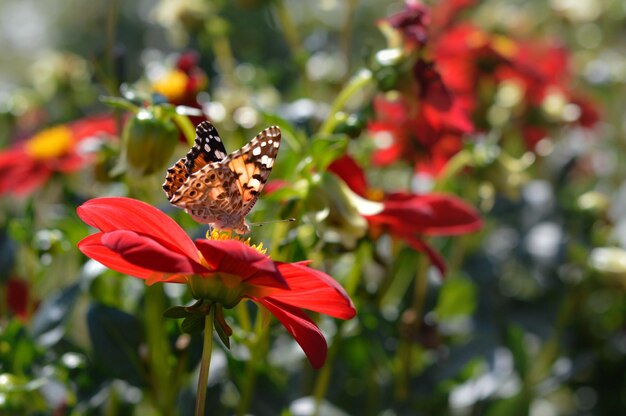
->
left=152, top=69, right=190, bottom=103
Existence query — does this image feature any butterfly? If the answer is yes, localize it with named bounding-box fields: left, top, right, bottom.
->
left=163, top=121, right=281, bottom=234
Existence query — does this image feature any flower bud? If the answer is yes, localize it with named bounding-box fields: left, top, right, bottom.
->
left=187, top=273, right=245, bottom=308
left=122, top=108, right=178, bottom=176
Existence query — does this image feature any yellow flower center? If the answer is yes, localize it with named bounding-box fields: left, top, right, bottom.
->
left=365, top=188, right=385, bottom=202
left=24, top=125, right=73, bottom=160
left=152, top=69, right=189, bottom=102
left=490, top=35, right=518, bottom=59
left=206, top=230, right=268, bottom=256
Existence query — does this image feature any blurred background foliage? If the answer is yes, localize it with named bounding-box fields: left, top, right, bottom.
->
left=1, top=0, right=626, bottom=415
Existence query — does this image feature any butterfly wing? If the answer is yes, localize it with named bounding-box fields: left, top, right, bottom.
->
left=224, top=125, right=281, bottom=216
left=163, top=121, right=228, bottom=200
left=184, top=121, right=228, bottom=172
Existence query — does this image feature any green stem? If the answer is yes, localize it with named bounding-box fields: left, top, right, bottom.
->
left=236, top=301, right=252, bottom=333
left=446, top=234, right=469, bottom=275
left=433, top=149, right=473, bottom=191
left=104, top=0, right=120, bottom=95
left=527, top=288, right=579, bottom=386
left=411, top=254, right=429, bottom=321
left=236, top=306, right=270, bottom=416
left=273, top=0, right=311, bottom=95
left=172, top=112, right=197, bottom=146
left=318, top=69, right=374, bottom=136
left=312, top=331, right=341, bottom=416
left=395, top=254, right=429, bottom=400
left=195, top=306, right=215, bottom=416
left=145, top=285, right=176, bottom=415
left=340, top=0, right=359, bottom=81
left=206, top=17, right=237, bottom=88
left=312, top=246, right=365, bottom=411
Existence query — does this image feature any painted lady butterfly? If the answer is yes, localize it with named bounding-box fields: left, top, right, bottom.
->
left=163, top=121, right=281, bottom=234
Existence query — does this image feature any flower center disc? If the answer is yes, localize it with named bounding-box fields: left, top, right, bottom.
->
left=24, top=125, right=73, bottom=160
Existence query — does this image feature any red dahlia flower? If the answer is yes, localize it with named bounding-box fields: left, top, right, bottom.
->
left=329, top=155, right=482, bottom=273
left=373, top=2, right=474, bottom=173
left=433, top=24, right=600, bottom=149
left=0, top=115, right=117, bottom=196
left=77, top=197, right=356, bottom=369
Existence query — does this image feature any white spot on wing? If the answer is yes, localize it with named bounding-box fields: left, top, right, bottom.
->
left=204, top=144, right=211, bottom=152
left=248, top=178, right=261, bottom=190
left=252, top=147, right=261, bottom=156
left=261, top=154, right=273, bottom=167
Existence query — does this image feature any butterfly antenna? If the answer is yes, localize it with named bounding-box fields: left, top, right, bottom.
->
left=249, top=218, right=296, bottom=227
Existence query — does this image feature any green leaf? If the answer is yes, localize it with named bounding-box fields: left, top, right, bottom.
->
left=30, top=283, right=81, bottom=348
left=434, top=275, right=477, bottom=320
left=380, top=247, right=419, bottom=308
left=86, top=303, right=145, bottom=386
left=181, top=315, right=206, bottom=335
left=505, top=325, right=529, bottom=380
left=308, top=134, right=348, bottom=172
left=1, top=321, right=39, bottom=375
left=214, top=319, right=231, bottom=349
left=99, top=95, right=137, bottom=112
left=485, top=393, right=530, bottom=416
left=163, top=306, right=192, bottom=319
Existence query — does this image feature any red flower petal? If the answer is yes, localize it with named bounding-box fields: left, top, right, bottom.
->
left=407, top=194, right=482, bottom=235
left=78, top=233, right=170, bottom=280
left=255, top=298, right=328, bottom=369
left=368, top=193, right=482, bottom=236
left=328, top=155, right=368, bottom=197
left=77, top=197, right=199, bottom=261
left=100, top=230, right=207, bottom=274
left=69, top=115, right=117, bottom=142
left=0, top=154, right=51, bottom=197
left=269, top=262, right=356, bottom=319
left=398, top=233, right=447, bottom=275
left=195, top=239, right=287, bottom=289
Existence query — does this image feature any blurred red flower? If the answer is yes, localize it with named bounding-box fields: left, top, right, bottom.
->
left=0, top=115, right=117, bottom=197
left=5, top=277, right=36, bottom=320
left=77, top=197, right=356, bottom=369
left=329, top=155, right=482, bottom=273
left=382, top=0, right=430, bottom=48
left=368, top=64, right=472, bottom=176
left=373, top=2, right=475, bottom=174
left=434, top=23, right=600, bottom=149
left=429, top=0, right=476, bottom=32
